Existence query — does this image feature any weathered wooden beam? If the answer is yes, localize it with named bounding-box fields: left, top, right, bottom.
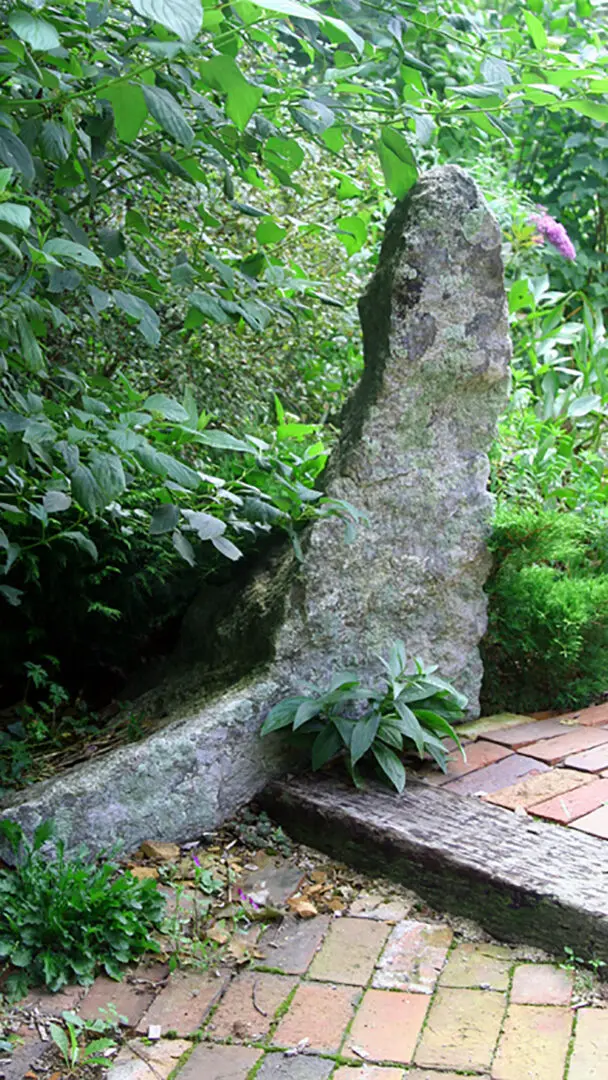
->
left=262, top=774, right=608, bottom=964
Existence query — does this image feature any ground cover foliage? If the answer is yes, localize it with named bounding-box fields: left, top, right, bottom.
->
left=1, top=0, right=608, bottom=786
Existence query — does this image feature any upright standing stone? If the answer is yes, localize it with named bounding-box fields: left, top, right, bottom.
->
left=0, top=166, right=512, bottom=854
left=276, top=164, right=511, bottom=711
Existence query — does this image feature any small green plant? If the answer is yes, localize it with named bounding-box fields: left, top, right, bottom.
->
left=0, top=819, right=165, bottom=999
left=261, top=641, right=466, bottom=793
left=233, top=809, right=293, bottom=857
left=49, top=1010, right=117, bottom=1074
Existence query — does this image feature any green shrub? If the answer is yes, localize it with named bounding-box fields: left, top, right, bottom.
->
left=261, top=641, right=466, bottom=792
left=0, top=820, right=165, bottom=1000
left=482, top=506, right=608, bottom=714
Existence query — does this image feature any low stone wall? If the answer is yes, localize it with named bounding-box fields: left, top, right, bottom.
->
left=0, top=165, right=511, bottom=853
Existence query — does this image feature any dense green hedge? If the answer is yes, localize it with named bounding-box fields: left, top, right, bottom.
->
left=482, top=506, right=608, bottom=714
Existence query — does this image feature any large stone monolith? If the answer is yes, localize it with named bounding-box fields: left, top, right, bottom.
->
left=0, top=166, right=512, bottom=853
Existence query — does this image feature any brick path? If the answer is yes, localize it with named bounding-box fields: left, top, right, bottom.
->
left=87, top=904, right=607, bottom=1079
left=424, top=703, right=608, bottom=839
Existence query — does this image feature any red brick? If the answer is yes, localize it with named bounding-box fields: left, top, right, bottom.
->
left=525, top=727, right=608, bottom=764
left=571, top=803, right=608, bottom=840
left=176, top=1043, right=261, bottom=1080
left=438, top=943, right=512, bottom=990
left=532, top=777, right=608, bottom=824
left=272, top=982, right=357, bottom=1053
left=484, top=767, right=591, bottom=811
left=23, top=984, right=86, bottom=1015
left=308, top=917, right=389, bottom=985
left=492, top=1005, right=572, bottom=1080
left=442, top=755, right=548, bottom=796
left=510, top=964, right=573, bottom=1005
left=137, top=969, right=229, bottom=1036
left=568, top=1007, right=608, bottom=1078
left=79, top=976, right=154, bottom=1027
left=333, top=1067, right=402, bottom=1080
left=484, top=717, right=573, bottom=749
left=427, top=740, right=511, bottom=783
left=257, top=915, right=330, bottom=974
left=372, top=920, right=452, bottom=993
left=565, top=743, right=608, bottom=772
left=346, top=988, right=428, bottom=1064
left=207, top=972, right=297, bottom=1040
left=556, top=703, right=608, bottom=727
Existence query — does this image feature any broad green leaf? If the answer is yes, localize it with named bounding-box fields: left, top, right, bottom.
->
left=311, top=724, right=343, bottom=770
left=198, top=56, right=263, bottom=131
left=0, top=203, right=30, bottom=230
left=8, top=11, right=60, bottom=51
left=393, top=699, right=426, bottom=755
left=524, top=10, right=547, bottom=49
left=350, top=711, right=380, bottom=765
left=18, top=317, right=44, bottom=372
left=100, top=82, right=148, bottom=142
left=144, top=394, right=189, bottom=422
left=142, top=85, right=194, bottom=147
left=377, top=722, right=403, bottom=750
left=112, top=290, right=160, bottom=345
left=377, top=128, right=417, bottom=199
left=372, top=743, right=406, bottom=793
left=565, top=100, right=608, bottom=123
left=182, top=509, right=225, bottom=539
left=212, top=535, right=243, bottom=560
left=0, top=585, right=23, bottom=606
left=336, top=214, right=367, bottom=255
left=195, top=429, right=253, bottom=452
left=293, top=699, right=323, bottom=729
left=0, top=130, right=35, bottom=183
left=49, top=1024, right=70, bottom=1062
left=567, top=394, right=602, bottom=418
left=256, top=218, right=286, bottom=245
left=135, top=445, right=200, bottom=489
left=40, top=121, right=71, bottom=163
left=172, top=528, right=195, bottom=566
left=0, top=232, right=23, bottom=260
left=71, top=466, right=105, bottom=514
left=261, top=696, right=307, bottom=735
left=89, top=451, right=127, bottom=501
left=44, top=239, right=102, bottom=268
left=188, top=291, right=233, bottom=325
left=43, top=491, right=72, bottom=513
left=130, top=0, right=203, bottom=40
left=62, top=531, right=99, bottom=560
left=149, top=504, right=179, bottom=534
left=509, top=279, right=535, bottom=313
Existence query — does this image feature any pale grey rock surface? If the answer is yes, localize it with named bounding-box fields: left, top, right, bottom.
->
left=0, top=166, right=511, bottom=854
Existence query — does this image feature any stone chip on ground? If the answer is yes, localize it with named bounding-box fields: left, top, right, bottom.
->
left=106, top=1038, right=191, bottom=1080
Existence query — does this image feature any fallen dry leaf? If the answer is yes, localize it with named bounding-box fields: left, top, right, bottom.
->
left=129, top=866, right=159, bottom=880
left=287, top=896, right=318, bottom=919
left=207, top=924, right=230, bottom=945
left=140, top=840, right=180, bottom=862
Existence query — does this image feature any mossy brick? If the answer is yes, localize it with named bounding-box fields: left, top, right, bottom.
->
left=174, top=1043, right=261, bottom=1080
left=272, top=982, right=358, bottom=1053
left=414, top=988, right=504, bottom=1071
left=438, top=942, right=512, bottom=990
left=136, top=969, right=229, bottom=1037
left=206, top=971, right=297, bottom=1041
left=568, top=1007, right=608, bottom=1079
left=308, top=917, right=390, bottom=985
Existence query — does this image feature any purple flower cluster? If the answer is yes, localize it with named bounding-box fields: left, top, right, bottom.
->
left=529, top=212, right=576, bottom=261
